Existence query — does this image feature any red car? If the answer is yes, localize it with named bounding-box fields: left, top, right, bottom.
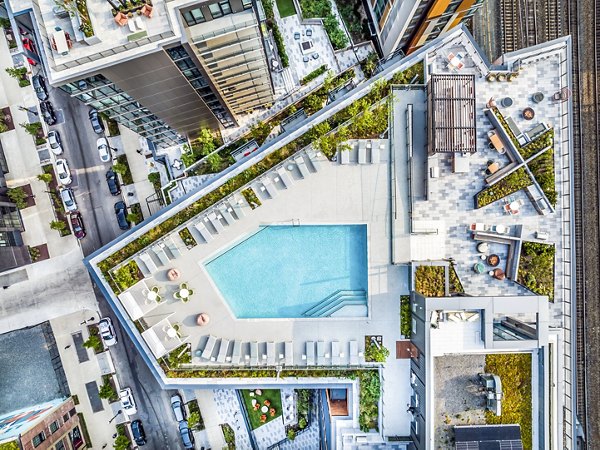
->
left=70, top=212, right=86, bottom=239
left=22, top=38, right=37, bottom=65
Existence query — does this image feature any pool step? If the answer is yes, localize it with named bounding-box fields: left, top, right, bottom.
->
left=303, top=290, right=367, bottom=317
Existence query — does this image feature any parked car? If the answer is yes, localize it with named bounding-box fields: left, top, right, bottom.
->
left=97, top=317, right=117, bottom=346
left=40, top=101, right=56, bottom=125
left=69, top=212, right=86, bottom=239
left=22, top=38, right=37, bottom=65
left=97, top=137, right=111, bottom=162
left=47, top=130, right=63, bottom=155
left=32, top=74, right=48, bottom=101
left=170, top=394, right=186, bottom=422
left=105, top=169, right=121, bottom=196
left=89, top=109, right=104, bottom=134
left=55, top=158, right=72, bottom=185
left=131, top=420, right=146, bottom=446
left=114, top=201, right=130, bottom=230
left=59, top=188, right=77, bottom=212
left=178, top=422, right=194, bottom=449
left=119, top=387, right=137, bottom=415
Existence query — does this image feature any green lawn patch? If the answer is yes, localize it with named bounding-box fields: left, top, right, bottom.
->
left=414, top=265, right=445, bottom=297
left=518, top=242, right=555, bottom=300
left=476, top=167, right=533, bottom=208
left=299, top=0, right=348, bottom=49
left=276, top=0, right=296, bottom=17
left=485, top=353, right=532, bottom=450
left=240, top=389, right=282, bottom=429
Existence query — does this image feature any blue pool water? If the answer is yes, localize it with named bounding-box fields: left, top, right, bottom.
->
left=204, top=225, right=368, bottom=318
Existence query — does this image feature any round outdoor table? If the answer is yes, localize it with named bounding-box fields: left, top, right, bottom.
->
left=196, top=313, right=210, bottom=326
left=179, top=288, right=190, bottom=299
left=495, top=224, right=507, bottom=234
left=501, top=97, right=513, bottom=107
left=166, top=327, right=178, bottom=339
left=168, top=268, right=181, bottom=281
left=523, top=107, right=535, bottom=120
left=477, top=242, right=489, bottom=253
left=532, top=92, right=544, bottom=103
left=473, top=262, right=485, bottom=274
left=261, top=406, right=269, bottom=413
left=147, top=291, right=158, bottom=302
left=493, top=268, right=506, bottom=280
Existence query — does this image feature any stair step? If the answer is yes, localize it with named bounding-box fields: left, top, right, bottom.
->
left=302, top=289, right=366, bottom=316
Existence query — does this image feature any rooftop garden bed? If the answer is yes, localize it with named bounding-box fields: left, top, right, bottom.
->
left=291, top=389, right=311, bottom=433
left=300, top=0, right=348, bottom=50
left=334, top=0, right=370, bottom=44
left=360, top=53, right=378, bottom=79
left=414, top=265, right=445, bottom=297
left=75, top=0, right=94, bottom=37
left=364, top=336, right=389, bottom=363
left=476, top=167, right=533, bottom=208
left=110, top=260, right=143, bottom=292
left=242, top=188, right=261, bottom=209
left=518, top=242, right=555, bottom=300
left=241, top=389, right=282, bottom=428
left=182, top=130, right=223, bottom=168
left=114, top=154, right=133, bottom=185
left=449, top=265, right=465, bottom=294
left=400, top=296, right=411, bottom=337
left=528, top=147, right=557, bottom=206
left=263, top=0, right=289, bottom=67
left=221, top=423, right=235, bottom=449
left=178, top=227, right=197, bottom=248
left=301, top=64, right=328, bottom=85
left=275, top=0, right=296, bottom=17
left=99, top=374, right=119, bottom=402
left=485, top=353, right=532, bottom=450
left=164, top=344, right=191, bottom=369
left=518, top=128, right=554, bottom=160
left=97, top=63, right=424, bottom=278
left=187, top=399, right=205, bottom=430
left=83, top=324, right=104, bottom=353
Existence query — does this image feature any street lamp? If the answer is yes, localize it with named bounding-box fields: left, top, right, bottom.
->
left=79, top=317, right=95, bottom=325
left=18, top=105, right=38, bottom=116
left=108, top=410, right=122, bottom=424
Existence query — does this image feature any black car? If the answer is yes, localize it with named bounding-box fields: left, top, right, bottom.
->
left=40, top=101, right=56, bottom=125
left=114, top=201, right=130, bottom=230
left=106, top=169, right=121, bottom=196
left=69, top=212, right=86, bottom=239
left=131, top=420, right=146, bottom=446
left=32, top=74, right=48, bottom=101
left=178, top=421, right=194, bottom=449
left=89, top=109, right=104, bottom=134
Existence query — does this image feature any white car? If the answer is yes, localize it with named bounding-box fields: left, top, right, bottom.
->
left=55, top=159, right=72, bottom=185
left=97, top=137, right=111, bottom=163
left=119, top=388, right=137, bottom=415
left=97, top=317, right=117, bottom=347
left=59, top=188, right=77, bottom=212
left=47, top=130, right=63, bottom=155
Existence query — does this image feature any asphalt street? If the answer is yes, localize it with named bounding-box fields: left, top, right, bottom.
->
left=43, top=82, right=185, bottom=449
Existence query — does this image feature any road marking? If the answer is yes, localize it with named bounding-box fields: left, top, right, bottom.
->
left=76, top=165, right=108, bottom=174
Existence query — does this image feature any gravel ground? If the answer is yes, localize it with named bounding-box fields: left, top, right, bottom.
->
left=434, top=355, right=487, bottom=449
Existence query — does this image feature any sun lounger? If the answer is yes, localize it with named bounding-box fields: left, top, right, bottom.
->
left=218, top=205, right=235, bottom=225
left=261, top=178, right=278, bottom=198
left=251, top=342, right=259, bottom=366
left=331, top=341, right=340, bottom=365
left=372, top=142, right=384, bottom=164
left=295, top=155, right=311, bottom=179
left=201, top=335, right=217, bottom=360
left=339, top=147, right=350, bottom=164
left=217, top=339, right=230, bottom=363
left=194, top=222, right=214, bottom=243
left=306, top=341, right=315, bottom=366
left=267, top=342, right=276, bottom=365
left=165, top=235, right=182, bottom=259
left=134, top=256, right=151, bottom=277
left=205, top=212, right=225, bottom=233
left=169, top=232, right=187, bottom=252
left=231, top=341, right=241, bottom=364
left=232, top=197, right=247, bottom=218
left=317, top=341, right=328, bottom=365
left=276, top=167, right=294, bottom=188
left=139, top=251, right=158, bottom=273
left=285, top=342, right=293, bottom=366
left=151, top=243, right=170, bottom=266
left=307, top=151, right=322, bottom=171
left=358, top=141, right=367, bottom=164
left=349, top=340, right=358, bottom=365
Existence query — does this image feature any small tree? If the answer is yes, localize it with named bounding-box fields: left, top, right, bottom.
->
left=99, top=378, right=116, bottom=400
left=112, top=162, right=128, bottom=175
left=126, top=212, right=140, bottom=224
left=20, top=121, right=42, bottom=136
left=5, top=66, right=27, bottom=81
left=287, top=429, right=296, bottom=441
left=49, top=220, right=67, bottom=231
left=113, top=434, right=130, bottom=450
left=37, top=173, right=53, bottom=183
left=7, top=187, right=27, bottom=209
left=206, top=153, right=222, bottom=172
left=83, top=334, right=102, bottom=350
left=188, top=411, right=200, bottom=429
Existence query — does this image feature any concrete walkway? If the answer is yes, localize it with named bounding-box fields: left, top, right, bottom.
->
left=50, top=310, right=122, bottom=449
left=195, top=389, right=228, bottom=449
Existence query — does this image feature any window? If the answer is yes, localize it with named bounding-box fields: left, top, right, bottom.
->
left=219, top=0, right=231, bottom=14
left=50, top=420, right=60, bottom=433
left=209, top=0, right=231, bottom=18
left=242, top=0, right=252, bottom=9
left=55, top=440, right=66, bottom=450
left=32, top=431, right=46, bottom=447
left=63, top=413, right=69, bottom=422
left=411, top=318, right=417, bottom=333
left=182, top=7, right=205, bottom=26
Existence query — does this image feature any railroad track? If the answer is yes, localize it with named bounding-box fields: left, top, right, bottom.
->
left=500, top=0, right=519, bottom=52
left=522, top=0, right=538, bottom=46
left=545, top=0, right=561, bottom=41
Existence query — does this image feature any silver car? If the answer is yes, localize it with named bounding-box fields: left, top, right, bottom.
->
left=59, top=188, right=77, bottom=212
left=97, top=137, right=111, bottom=163
left=47, top=130, right=63, bottom=155
left=55, top=158, right=72, bottom=185
left=98, top=317, right=117, bottom=346
left=119, top=387, right=138, bottom=415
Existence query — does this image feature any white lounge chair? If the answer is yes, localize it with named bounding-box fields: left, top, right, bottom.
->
left=169, top=232, right=187, bottom=253
left=232, top=197, right=247, bottom=218
left=230, top=341, right=241, bottom=364
left=151, top=243, right=170, bottom=266
left=285, top=341, right=293, bottom=366
left=295, top=155, right=310, bottom=178
left=277, top=167, right=294, bottom=188
left=339, top=147, right=350, bottom=164
left=218, top=205, right=235, bottom=225
left=307, top=151, right=322, bottom=171
left=194, top=222, right=213, bottom=243
left=134, top=256, right=151, bottom=277
left=371, top=142, right=383, bottom=164
left=317, top=341, right=328, bottom=365
left=251, top=342, right=259, bottom=366
left=201, top=335, right=217, bottom=360
left=306, top=341, right=315, bottom=366
left=205, top=212, right=225, bottom=233
left=358, top=141, right=367, bottom=164
left=165, top=236, right=182, bottom=259
left=217, top=339, right=230, bottom=363
left=331, top=341, right=340, bottom=365
left=261, top=178, right=278, bottom=198
left=349, top=340, right=358, bottom=365
left=267, top=342, right=276, bottom=365
left=139, top=251, right=158, bottom=273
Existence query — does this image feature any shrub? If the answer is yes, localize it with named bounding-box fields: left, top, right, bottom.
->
left=206, top=153, right=223, bottom=173
left=115, top=155, right=133, bottom=184
left=287, top=429, right=296, bottom=440
left=271, top=23, right=289, bottom=68
left=7, top=187, right=27, bottom=209
left=518, top=242, right=555, bottom=300
left=364, top=340, right=390, bottom=362
left=476, top=167, right=533, bottom=208
left=242, top=188, right=261, bottom=209
left=50, top=220, right=67, bottom=231
left=301, top=64, right=328, bottom=85
left=28, top=245, right=41, bottom=262
left=20, top=121, right=42, bottom=136
left=112, top=162, right=128, bottom=175
left=400, top=296, right=411, bottom=336
left=414, top=265, right=445, bottom=297
left=111, top=260, right=142, bottom=291
left=148, top=172, right=161, bottom=190
left=5, top=66, right=27, bottom=81
left=83, top=334, right=103, bottom=352
left=188, top=411, right=201, bottom=429
left=113, top=434, right=130, bottom=450
left=99, top=376, right=117, bottom=400
left=0, top=17, right=12, bottom=29
left=221, top=424, right=235, bottom=449
left=178, top=227, right=197, bottom=248
left=37, top=173, right=53, bottom=183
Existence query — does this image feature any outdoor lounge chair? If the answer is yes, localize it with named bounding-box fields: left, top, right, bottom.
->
left=285, top=342, right=293, bottom=366
left=306, top=341, right=315, bottom=366
left=277, top=167, right=294, bottom=188
left=201, top=335, right=217, bottom=360
left=194, top=222, right=214, bottom=243
left=217, top=339, right=230, bottom=363
left=372, top=143, right=383, bottom=164
left=317, top=341, right=328, bottom=365
left=331, top=341, right=340, bottom=365
left=134, top=256, right=151, bottom=277
left=232, top=196, right=247, bottom=218
left=165, top=236, right=182, bottom=259
left=261, top=178, right=278, bottom=198
left=306, top=151, right=322, bottom=171
left=295, top=155, right=310, bottom=179
left=151, top=243, right=170, bottom=266
left=139, top=251, right=158, bottom=273
left=358, top=141, right=367, bottom=164
left=349, top=340, right=358, bottom=365
left=251, top=342, right=259, bottom=366
left=205, top=212, right=225, bottom=233
left=218, top=205, right=235, bottom=225
left=339, top=147, right=350, bottom=165
left=267, top=342, right=276, bottom=365
left=231, top=341, right=241, bottom=364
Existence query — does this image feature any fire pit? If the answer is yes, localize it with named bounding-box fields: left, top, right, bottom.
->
left=522, top=107, right=535, bottom=120
left=487, top=254, right=500, bottom=267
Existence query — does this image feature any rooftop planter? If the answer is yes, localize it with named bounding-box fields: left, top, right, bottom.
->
left=0, top=107, right=15, bottom=133
left=517, top=242, right=555, bottom=301
left=400, top=296, right=410, bottom=337
left=301, top=64, right=328, bottom=85
left=110, top=260, right=143, bottom=292
left=528, top=148, right=557, bottom=206
left=262, top=0, right=289, bottom=68
left=414, top=265, right=445, bottom=297
left=75, top=0, right=95, bottom=38
left=475, top=167, right=533, bottom=208
left=299, top=0, right=348, bottom=50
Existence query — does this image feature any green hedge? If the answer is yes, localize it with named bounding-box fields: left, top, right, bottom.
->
left=518, top=242, right=555, bottom=300
left=301, top=64, right=328, bottom=85
left=476, top=167, right=533, bottom=208
left=400, top=296, right=411, bottom=336
left=528, top=148, right=557, bottom=206
left=414, top=265, right=445, bottom=297
left=299, top=0, right=348, bottom=49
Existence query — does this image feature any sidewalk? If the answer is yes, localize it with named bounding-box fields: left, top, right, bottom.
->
left=195, top=389, right=228, bottom=449
left=50, top=310, right=123, bottom=450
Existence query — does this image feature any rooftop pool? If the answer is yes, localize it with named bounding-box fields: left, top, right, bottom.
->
left=204, top=225, right=368, bottom=318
